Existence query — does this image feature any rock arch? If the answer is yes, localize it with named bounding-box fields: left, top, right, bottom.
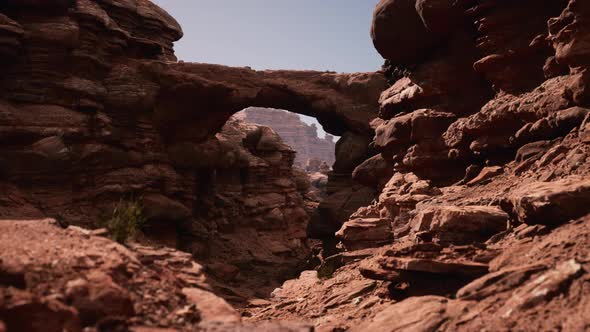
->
left=0, top=0, right=388, bottom=295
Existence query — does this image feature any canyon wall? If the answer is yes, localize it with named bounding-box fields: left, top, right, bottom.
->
left=0, top=0, right=384, bottom=313
left=253, top=0, right=590, bottom=330
left=1, top=0, right=590, bottom=331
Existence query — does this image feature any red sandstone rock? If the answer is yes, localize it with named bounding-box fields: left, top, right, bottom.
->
left=65, top=271, right=135, bottom=326
left=0, top=287, right=82, bottom=332
left=510, top=177, right=590, bottom=225
left=466, top=166, right=503, bottom=186
left=371, top=0, right=436, bottom=65
left=182, top=288, right=241, bottom=323
left=499, top=259, right=583, bottom=318
left=352, top=154, right=394, bottom=190
left=353, top=296, right=468, bottom=332
left=336, top=218, right=393, bottom=250
left=456, top=264, right=547, bottom=301
left=1, top=0, right=590, bottom=330
left=410, top=205, right=509, bottom=244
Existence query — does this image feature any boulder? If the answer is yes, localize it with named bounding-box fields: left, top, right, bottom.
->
left=515, top=141, right=554, bottom=163
left=415, top=0, right=463, bottom=37
left=466, top=166, right=503, bottom=186
left=313, top=187, right=377, bottom=237
left=510, top=177, right=590, bottom=225
left=65, top=271, right=135, bottom=326
left=378, top=32, right=490, bottom=120
left=410, top=206, right=509, bottom=244
left=182, top=288, right=241, bottom=323
left=549, top=0, right=590, bottom=67
left=512, top=107, right=590, bottom=145
left=352, top=154, right=394, bottom=189
left=353, top=296, right=468, bottom=332
left=371, top=0, right=436, bottom=64
left=336, top=218, right=393, bottom=250
left=373, top=109, right=455, bottom=152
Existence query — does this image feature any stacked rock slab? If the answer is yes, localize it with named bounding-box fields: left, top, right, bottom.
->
left=319, top=0, right=590, bottom=330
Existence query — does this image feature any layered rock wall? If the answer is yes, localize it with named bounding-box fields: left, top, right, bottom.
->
left=0, top=0, right=385, bottom=300
left=2, top=0, right=590, bottom=331
left=283, top=0, right=590, bottom=330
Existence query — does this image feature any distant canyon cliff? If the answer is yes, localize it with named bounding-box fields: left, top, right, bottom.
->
left=236, top=108, right=337, bottom=167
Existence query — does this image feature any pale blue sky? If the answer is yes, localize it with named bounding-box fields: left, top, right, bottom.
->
left=152, top=0, right=382, bottom=72
left=151, top=1, right=383, bottom=139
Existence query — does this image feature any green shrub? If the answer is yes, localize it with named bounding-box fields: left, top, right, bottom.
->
left=104, top=198, right=146, bottom=244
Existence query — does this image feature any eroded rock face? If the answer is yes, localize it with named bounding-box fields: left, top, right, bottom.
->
left=371, top=0, right=434, bottom=64
left=2, top=0, right=590, bottom=331
left=510, top=177, right=590, bottom=225
left=258, top=0, right=590, bottom=329
left=0, top=219, right=316, bottom=331
left=0, top=0, right=390, bottom=307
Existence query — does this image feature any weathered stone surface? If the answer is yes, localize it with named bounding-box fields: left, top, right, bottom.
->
left=373, top=109, right=455, bottom=153
left=367, top=257, right=489, bottom=277
left=332, top=132, right=372, bottom=173
left=0, top=219, right=204, bottom=330
left=3, top=0, right=590, bottom=330
left=353, top=296, right=468, bottom=332
left=415, top=0, right=463, bottom=37
left=378, top=39, right=489, bottom=120
left=512, top=107, right=590, bottom=146
left=510, top=177, right=590, bottom=225
left=444, top=77, right=571, bottom=157
left=500, top=260, right=583, bottom=318
left=182, top=288, right=241, bottom=323
left=469, top=0, right=567, bottom=93
left=313, top=186, right=377, bottom=237
left=549, top=0, right=590, bottom=68
left=336, top=218, right=393, bottom=250
left=410, top=205, right=509, bottom=244
left=65, top=271, right=135, bottom=326
left=198, top=321, right=314, bottom=332
left=466, top=166, right=503, bottom=186
left=151, top=63, right=387, bottom=141
left=371, top=0, right=436, bottom=64
left=142, top=193, right=192, bottom=222
left=0, top=287, right=81, bottom=332
left=352, top=154, right=394, bottom=190
left=456, top=265, right=547, bottom=300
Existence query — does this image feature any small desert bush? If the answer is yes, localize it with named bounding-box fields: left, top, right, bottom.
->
left=104, top=197, right=146, bottom=244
